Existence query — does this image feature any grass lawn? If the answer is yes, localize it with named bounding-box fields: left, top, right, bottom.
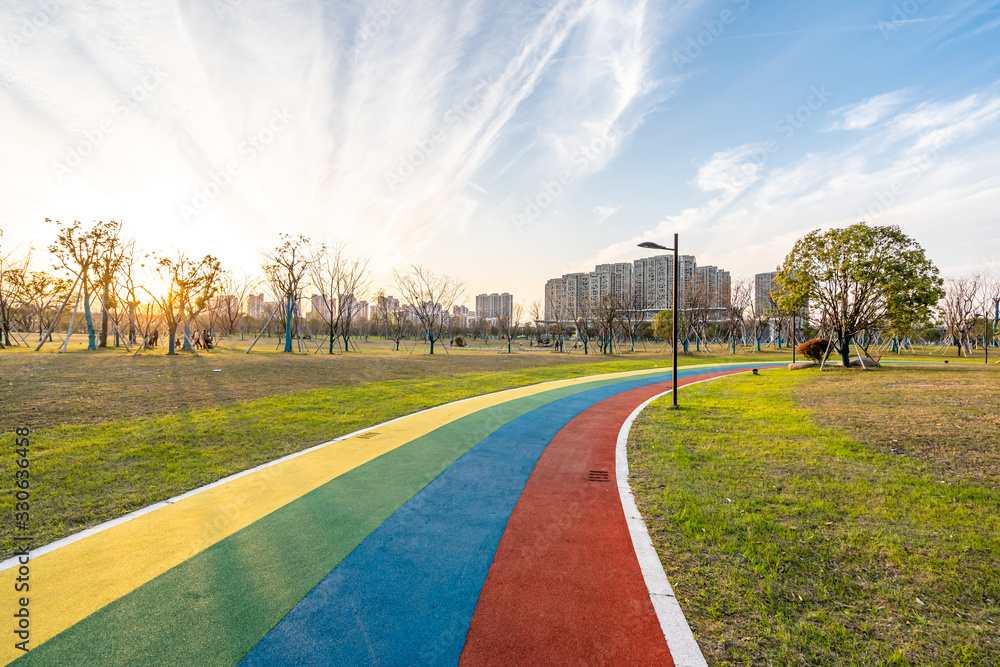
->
left=1, top=336, right=799, bottom=558
left=629, top=364, right=999, bottom=666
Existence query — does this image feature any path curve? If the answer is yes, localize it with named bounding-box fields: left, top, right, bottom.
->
left=2, top=362, right=779, bottom=666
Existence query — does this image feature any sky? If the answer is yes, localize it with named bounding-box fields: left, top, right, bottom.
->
left=1, top=0, right=999, bottom=308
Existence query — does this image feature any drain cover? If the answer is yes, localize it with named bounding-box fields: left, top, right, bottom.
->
left=356, top=432, right=379, bottom=439
left=589, top=470, right=610, bottom=482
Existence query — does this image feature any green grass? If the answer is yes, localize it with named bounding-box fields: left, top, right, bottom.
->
left=629, top=366, right=999, bottom=666
left=1, top=345, right=756, bottom=558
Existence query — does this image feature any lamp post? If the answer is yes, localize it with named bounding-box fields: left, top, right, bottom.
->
left=639, top=235, right=679, bottom=407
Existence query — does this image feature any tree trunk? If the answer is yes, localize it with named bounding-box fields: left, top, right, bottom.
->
left=840, top=331, right=852, bottom=367
left=284, top=294, right=294, bottom=353
left=83, top=289, right=97, bottom=350
left=428, top=332, right=435, bottom=355
left=167, top=327, right=177, bottom=355
left=99, top=283, right=110, bottom=347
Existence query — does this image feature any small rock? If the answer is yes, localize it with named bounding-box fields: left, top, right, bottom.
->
left=788, top=362, right=818, bottom=370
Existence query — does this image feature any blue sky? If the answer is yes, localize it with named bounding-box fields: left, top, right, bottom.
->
left=1, top=0, right=998, bottom=307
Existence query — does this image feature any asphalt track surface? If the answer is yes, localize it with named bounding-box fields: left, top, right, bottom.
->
left=1, top=362, right=777, bottom=666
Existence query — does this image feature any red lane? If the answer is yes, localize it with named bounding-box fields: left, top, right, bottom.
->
left=460, top=368, right=750, bottom=666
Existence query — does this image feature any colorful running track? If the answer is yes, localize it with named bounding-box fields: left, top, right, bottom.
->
left=1, top=362, right=777, bottom=666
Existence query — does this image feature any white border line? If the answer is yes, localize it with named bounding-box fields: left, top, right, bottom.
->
left=615, top=371, right=759, bottom=667
left=2, top=362, right=762, bottom=573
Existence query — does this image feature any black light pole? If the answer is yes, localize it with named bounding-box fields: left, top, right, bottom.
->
left=639, top=235, right=679, bottom=407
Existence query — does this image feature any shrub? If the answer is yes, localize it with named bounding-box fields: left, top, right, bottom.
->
left=797, top=338, right=830, bottom=362
left=453, top=335, right=466, bottom=347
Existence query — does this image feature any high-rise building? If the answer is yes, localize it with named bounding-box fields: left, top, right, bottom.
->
left=544, top=254, right=731, bottom=322
left=755, top=271, right=777, bottom=313
left=247, top=294, right=267, bottom=319
left=475, top=293, right=513, bottom=320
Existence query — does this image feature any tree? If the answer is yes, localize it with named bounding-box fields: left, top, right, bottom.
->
left=0, top=232, right=31, bottom=348
left=210, top=272, right=259, bottom=338
left=497, top=302, right=524, bottom=353
left=940, top=275, right=981, bottom=357
left=652, top=309, right=687, bottom=345
left=89, top=220, right=126, bottom=347
left=49, top=219, right=122, bottom=351
left=776, top=223, right=943, bottom=368
left=615, top=285, right=646, bottom=353
left=261, top=234, right=312, bottom=353
left=149, top=252, right=223, bottom=355
left=21, top=272, right=73, bottom=341
left=725, top=279, right=752, bottom=354
left=393, top=266, right=463, bottom=355
left=309, top=244, right=371, bottom=354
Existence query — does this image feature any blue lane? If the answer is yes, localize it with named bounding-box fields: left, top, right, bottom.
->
left=240, top=365, right=759, bottom=667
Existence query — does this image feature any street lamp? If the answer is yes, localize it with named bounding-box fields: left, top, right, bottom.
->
left=639, top=234, right=679, bottom=407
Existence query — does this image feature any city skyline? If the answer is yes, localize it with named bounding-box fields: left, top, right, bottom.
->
left=1, top=1, right=998, bottom=307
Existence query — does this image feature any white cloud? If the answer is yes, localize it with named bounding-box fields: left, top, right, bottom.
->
left=830, top=90, right=908, bottom=130
left=591, top=205, right=621, bottom=224
left=0, top=0, right=681, bottom=289
left=590, top=88, right=1000, bottom=280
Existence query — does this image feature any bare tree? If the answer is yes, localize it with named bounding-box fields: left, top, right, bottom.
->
left=685, top=276, right=713, bottom=351
left=148, top=252, right=223, bottom=355
left=88, top=220, right=127, bottom=347
left=210, top=272, right=259, bottom=338
left=393, top=265, right=463, bottom=355
left=0, top=233, right=31, bottom=348
left=497, top=302, right=524, bottom=353
left=979, top=275, right=1000, bottom=363
left=615, top=285, right=646, bottom=353
left=940, top=275, right=981, bottom=357
left=309, top=243, right=372, bottom=354
left=593, top=294, right=621, bottom=355
left=261, top=234, right=312, bottom=353
left=726, top=278, right=752, bottom=354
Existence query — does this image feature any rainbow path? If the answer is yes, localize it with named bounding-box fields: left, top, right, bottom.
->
left=2, top=363, right=777, bottom=666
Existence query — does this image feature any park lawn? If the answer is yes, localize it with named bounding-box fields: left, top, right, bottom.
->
left=1, top=334, right=798, bottom=431
left=629, top=365, right=999, bottom=666
left=0, top=351, right=773, bottom=558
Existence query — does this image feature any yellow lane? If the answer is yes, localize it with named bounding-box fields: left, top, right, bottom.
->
left=1, top=366, right=673, bottom=663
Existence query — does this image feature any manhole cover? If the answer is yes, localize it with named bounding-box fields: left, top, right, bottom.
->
left=589, top=470, right=610, bottom=482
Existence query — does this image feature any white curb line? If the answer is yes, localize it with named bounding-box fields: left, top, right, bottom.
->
left=615, top=371, right=759, bottom=667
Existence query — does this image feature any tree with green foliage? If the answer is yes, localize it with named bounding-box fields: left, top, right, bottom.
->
left=651, top=309, right=687, bottom=345
left=775, top=223, right=943, bottom=368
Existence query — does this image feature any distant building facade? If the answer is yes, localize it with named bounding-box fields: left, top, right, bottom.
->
left=476, top=293, right=513, bottom=320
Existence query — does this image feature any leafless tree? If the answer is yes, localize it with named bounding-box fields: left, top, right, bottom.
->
left=940, top=275, right=981, bottom=357
left=210, top=272, right=259, bottom=338
left=615, top=285, right=646, bottom=353
left=0, top=233, right=31, bottom=348
left=393, top=265, right=463, bottom=355
left=261, top=234, right=312, bottom=352
left=725, top=278, right=752, bottom=354
left=684, top=276, right=713, bottom=351
left=309, top=243, right=372, bottom=354
left=497, top=302, right=524, bottom=353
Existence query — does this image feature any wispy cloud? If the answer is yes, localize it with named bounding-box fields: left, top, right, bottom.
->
left=830, top=90, right=909, bottom=130
left=0, top=0, right=676, bottom=282
left=591, top=87, right=1000, bottom=278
